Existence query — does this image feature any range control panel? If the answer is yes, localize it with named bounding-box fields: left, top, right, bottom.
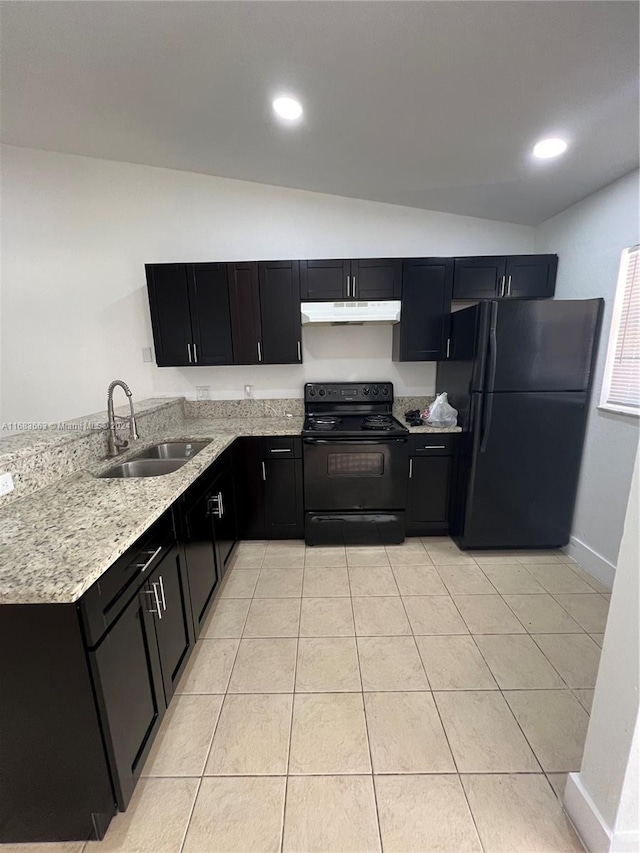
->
left=304, top=382, right=394, bottom=403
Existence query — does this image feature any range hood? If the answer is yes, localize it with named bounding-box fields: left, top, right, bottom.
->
left=301, top=300, right=401, bottom=325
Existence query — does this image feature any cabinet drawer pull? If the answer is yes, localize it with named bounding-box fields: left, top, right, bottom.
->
left=409, top=458, right=413, bottom=478
left=261, top=461, right=267, bottom=481
left=423, top=445, right=446, bottom=450
left=257, top=341, right=262, bottom=362
left=136, top=546, right=162, bottom=574
left=143, top=584, right=162, bottom=618
left=158, top=575, right=167, bottom=611
left=270, top=448, right=292, bottom=453
left=187, top=343, right=193, bottom=363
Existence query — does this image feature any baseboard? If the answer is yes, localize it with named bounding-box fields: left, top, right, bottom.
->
left=564, top=536, right=616, bottom=589
left=564, top=773, right=613, bottom=853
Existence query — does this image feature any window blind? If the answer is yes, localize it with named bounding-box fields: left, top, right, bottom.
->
left=600, top=245, right=640, bottom=415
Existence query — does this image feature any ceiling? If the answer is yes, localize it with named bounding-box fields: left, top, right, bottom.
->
left=1, top=1, right=638, bottom=225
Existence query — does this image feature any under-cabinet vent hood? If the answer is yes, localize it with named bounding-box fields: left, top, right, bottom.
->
left=301, top=300, right=401, bottom=325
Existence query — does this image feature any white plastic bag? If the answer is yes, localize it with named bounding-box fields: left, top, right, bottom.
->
left=425, top=392, right=458, bottom=428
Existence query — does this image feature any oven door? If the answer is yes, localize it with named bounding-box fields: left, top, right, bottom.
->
left=303, top=438, right=409, bottom=511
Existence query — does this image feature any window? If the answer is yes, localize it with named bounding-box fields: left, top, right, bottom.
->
left=600, top=245, right=640, bottom=416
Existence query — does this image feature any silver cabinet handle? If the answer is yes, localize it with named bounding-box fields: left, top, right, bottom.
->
left=257, top=342, right=262, bottom=362
left=446, top=338, right=451, bottom=358
left=409, top=458, right=413, bottom=478
left=270, top=448, right=292, bottom=453
left=261, top=461, right=267, bottom=481
left=187, top=343, right=193, bottom=363
left=499, top=276, right=506, bottom=297
left=144, top=584, right=162, bottom=619
left=507, top=275, right=512, bottom=297
left=346, top=275, right=351, bottom=298
left=423, top=445, right=446, bottom=449
left=158, top=575, right=167, bottom=611
left=193, top=343, right=198, bottom=363
left=136, top=545, right=162, bottom=573
left=352, top=275, right=357, bottom=297
left=218, top=490, right=224, bottom=517
left=297, top=340, right=302, bottom=362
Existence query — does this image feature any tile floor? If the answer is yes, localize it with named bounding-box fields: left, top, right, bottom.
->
left=9, top=537, right=611, bottom=853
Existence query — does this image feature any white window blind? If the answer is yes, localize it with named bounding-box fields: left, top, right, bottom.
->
left=600, top=245, right=640, bottom=416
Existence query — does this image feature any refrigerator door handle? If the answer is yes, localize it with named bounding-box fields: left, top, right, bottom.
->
left=486, top=302, right=498, bottom=393
left=480, top=393, right=494, bottom=453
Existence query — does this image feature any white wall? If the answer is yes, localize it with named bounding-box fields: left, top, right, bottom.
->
left=564, top=444, right=639, bottom=852
left=535, top=170, right=640, bottom=580
left=0, top=144, right=533, bottom=424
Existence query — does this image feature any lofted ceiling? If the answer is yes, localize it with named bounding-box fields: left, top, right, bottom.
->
left=1, top=1, right=638, bottom=225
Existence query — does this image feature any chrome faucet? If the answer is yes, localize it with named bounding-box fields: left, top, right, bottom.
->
left=106, top=380, right=139, bottom=457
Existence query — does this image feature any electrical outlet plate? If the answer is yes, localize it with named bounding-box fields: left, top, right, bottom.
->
left=142, top=347, right=153, bottom=363
left=0, top=473, right=15, bottom=496
left=244, top=384, right=254, bottom=399
left=196, top=386, right=210, bottom=401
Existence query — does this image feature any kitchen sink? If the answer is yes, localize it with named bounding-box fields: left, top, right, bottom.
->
left=97, top=458, right=188, bottom=478
left=135, top=440, right=211, bottom=460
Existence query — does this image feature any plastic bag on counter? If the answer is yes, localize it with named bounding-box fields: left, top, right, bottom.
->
left=424, top=393, right=458, bottom=428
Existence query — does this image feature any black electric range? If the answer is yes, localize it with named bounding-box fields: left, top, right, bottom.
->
left=302, top=382, right=409, bottom=546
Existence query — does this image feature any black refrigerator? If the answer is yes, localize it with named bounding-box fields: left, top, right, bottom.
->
left=437, top=298, right=603, bottom=550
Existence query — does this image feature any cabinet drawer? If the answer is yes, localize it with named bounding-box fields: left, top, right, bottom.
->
left=261, top=436, right=302, bottom=458
left=80, top=512, right=175, bottom=648
left=409, top=434, right=457, bottom=456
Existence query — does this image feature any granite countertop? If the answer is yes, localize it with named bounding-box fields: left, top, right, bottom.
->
left=0, top=415, right=459, bottom=606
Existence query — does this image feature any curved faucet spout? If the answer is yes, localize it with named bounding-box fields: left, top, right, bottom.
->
left=107, top=380, right=139, bottom=457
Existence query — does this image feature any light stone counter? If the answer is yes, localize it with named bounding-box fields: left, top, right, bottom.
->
left=0, top=412, right=459, bottom=605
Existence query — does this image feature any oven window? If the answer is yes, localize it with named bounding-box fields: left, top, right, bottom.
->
left=327, top=452, right=384, bottom=477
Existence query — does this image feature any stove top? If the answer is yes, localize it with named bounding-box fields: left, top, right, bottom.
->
left=303, top=383, right=408, bottom=438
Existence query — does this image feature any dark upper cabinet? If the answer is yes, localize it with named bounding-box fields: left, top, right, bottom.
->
left=300, top=259, right=351, bottom=301
left=258, top=260, right=302, bottom=364
left=146, top=264, right=193, bottom=366
left=152, top=545, right=193, bottom=704
left=88, top=575, right=166, bottom=809
left=351, top=258, right=402, bottom=299
left=505, top=255, right=558, bottom=298
left=392, top=258, right=454, bottom=362
left=453, top=255, right=557, bottom=300
left=300, top=258, right=401, bottom=300
left=228, top=261, right=261, bottom=364
left=188, top=264, right=234, bottom=365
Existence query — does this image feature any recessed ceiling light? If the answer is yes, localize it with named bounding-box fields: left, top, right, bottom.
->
left=532, top=137, right=568, bottom=159
left=272, top=96, right=303, bottom=122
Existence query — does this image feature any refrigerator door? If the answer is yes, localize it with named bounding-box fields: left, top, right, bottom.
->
left=487, top=299, right=603, bottom=393
left=458, top=390, right=589, bottom=549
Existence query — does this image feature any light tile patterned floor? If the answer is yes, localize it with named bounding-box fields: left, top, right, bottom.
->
left=31, top=537, right=610, bottom=853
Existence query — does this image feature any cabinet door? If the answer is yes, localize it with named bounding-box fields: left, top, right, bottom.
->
left=300, top=259, right=350, bottom=300
left=407, top=456, right=452, bottom=534
left=188, top=264, right=234, bottom=364
left=233, top=438, right=265, bottom=539
left=351, top=259, right=402, bottom=300
left=228, top=262, right=261, bottom=364
left=183, top=491, right=219, bottom=636
left=146, top=264, right=193, bottom=366
left=89, top=581, right=166, bottom=808
left=504, top=255, right=558, bottom=299
left=453, top=257, right=506, bottom=300
left=153, top=546, right=193, bottom=704
left=210, top=463, right=238, bottom=578
left=259, top=260, right=302, bottom=364
left=263, top=458, right=304, bottom=537
left=393, top=258, right=453, bottom=361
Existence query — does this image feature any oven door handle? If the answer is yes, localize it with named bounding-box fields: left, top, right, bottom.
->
left=303, top=438, right=408, bottom=445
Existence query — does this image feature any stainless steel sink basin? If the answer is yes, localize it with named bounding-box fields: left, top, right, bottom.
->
left=97, top=459, right=187, bottom=478
left=135, top=440, right=211, bottom=460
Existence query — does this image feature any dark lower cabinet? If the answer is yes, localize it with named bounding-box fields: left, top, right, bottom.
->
left=89, top=570, right=166, bottom=810
left=392, top=258, right=453, bottom=361
left=182, top=482, right=221, bottom=637
left=406, top=435, right=458, bottom=535
left=153, top=545, right=194, bottom=703
left=208, top=457, right=238, bottom=579
left=235, top=437, right=304, bottom=539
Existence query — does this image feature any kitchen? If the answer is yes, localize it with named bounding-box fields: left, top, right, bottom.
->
left=1, top=3, right=639, bottom=853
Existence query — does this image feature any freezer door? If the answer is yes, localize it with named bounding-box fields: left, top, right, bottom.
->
left=489, top=299, right=603, bottom=392
left=460, top=391, right=589, bottom=549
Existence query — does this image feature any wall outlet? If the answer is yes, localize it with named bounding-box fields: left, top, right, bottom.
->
left=196, top=386, right=211, bottom=401
left=142, top=346, right=153, bottom=363
left=244, top=385, right=254, bottom=399
left=0, top=473, right=15, bottom=496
